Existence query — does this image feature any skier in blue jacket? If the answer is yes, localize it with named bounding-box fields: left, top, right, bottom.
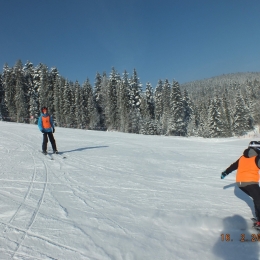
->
left=38, top=106, right=58, bottom=155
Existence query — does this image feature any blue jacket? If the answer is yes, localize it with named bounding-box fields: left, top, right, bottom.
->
left=38, top=113, right=55, bottom=133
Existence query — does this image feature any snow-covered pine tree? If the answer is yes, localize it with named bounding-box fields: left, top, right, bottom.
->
left=56, top=77, right=66, bottom=126
left=128, top=69, right=142, bottom=133
left=38, top=64, right=50, bottom=110
left=99, top=72, right=109, bottom=129
left=129, top=69, right=142, bottom=110
left=0, top=72, right=8, bottom=118
left=197, top=100, right=210, bottom=137
left=161, top=79, right=171, bottom=134
left=208, top=97, right=224, bottom=137
left=233, top=91, right=249, bottom=136
left=222, top=88, right=233, bottom=137
left=250, top=81, right=260, bottom=125
left=106, top=68, right=119, bottom=131
left=69, top=81, right=76, bottom=128
left=187, top=103, right=198, bottom=137
left=52, top=72, right=61, bottom=125
left=62, top=80, right=72, bottom=127
left=49, top=67, right=59, bottom=123
left=140, top=82, right=155, bottom=135
left=117, top=70, right=130, bottom=132
left=153, top=79, right=164, bottom=135
left=154, top=79, right=163, bottom=122
left=24, top=61, right=38, bottom=124
left=82, top=78, right=95, bottom=129
left=74, top=80, right=83, bottom=128
left=145, top=82, right=155, bottom=120
left=168, top=80, right=186, bottom=136
left=94, top=72, right=103, bottom=127
left=183, top=89, right=193, bottom=133
left=82, top=79, right=90, bottom=128
left=244, top=85, right=255, bottom=131
left=87, top=85, right=99, bottom=129
left=3, top=64, right=16, bottom=119
left=14, top=60, right=28, bottom=122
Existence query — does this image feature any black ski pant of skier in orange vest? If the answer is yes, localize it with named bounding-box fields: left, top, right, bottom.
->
left=42, top=132, right=57, bottom=152
left=239, top=184, right=260, bottom=221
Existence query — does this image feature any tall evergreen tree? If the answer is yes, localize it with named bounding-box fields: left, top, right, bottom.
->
left=74, top=81, right=83, bottom=128
left=49, top=67, right=59, bottom=122
left=63, top=80, right=72, bottom=127
left=222, top=88, right=233, bottom=137
left=183, top=89, right=193, bottom=129
left=154, top=79, right=163, bottom=121
left=94, top=72, right=103, bottom=127
left=56, top=77, right=66, bottom=126
left=106, top=68, right=119, bottom=130
left=128, top=69, right=142, bottom=133
left=0, top=72, right=8, bottom=118
left=168, top=81, right=186, bottom=136
left=69, top=82, right=76, bottom=127
left=141, top=82, right=155, bottom=120
left=208, top=97, right=224, bottom=137
left=87, top=86, right=99, bottom=129
left=3, top=64, right=16, bottom=119
left=140, top=82, right=156, bottom=135
left=233, top=91, right=249, bottom=136
left=14, top=60, right=28, bottom=122
left=38, top=64, right=50, bottom=109
left=24, top=61, right=38, bottom=123
left=82, top=78, right=96, bottom=128
left=161, top=79, right=171, bottom=134
left=117, top=70, right=130, bottom=132
left=129, top=69, right=142, bottom=110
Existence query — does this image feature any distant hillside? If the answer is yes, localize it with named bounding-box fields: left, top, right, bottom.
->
left=180, top=72, right=260, bottom=94
left=179, top=72, right=260, bottom=108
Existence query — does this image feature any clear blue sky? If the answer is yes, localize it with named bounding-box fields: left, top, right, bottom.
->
left=1, top=0, right=260, bottom=88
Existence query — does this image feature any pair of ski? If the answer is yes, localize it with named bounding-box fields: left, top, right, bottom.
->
left=41, top=151, right=66, bottom=160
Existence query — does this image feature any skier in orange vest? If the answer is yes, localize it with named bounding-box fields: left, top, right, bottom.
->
left=38, top=106, right=58, bottom=155
left=221, top=141, right=260, bottom=228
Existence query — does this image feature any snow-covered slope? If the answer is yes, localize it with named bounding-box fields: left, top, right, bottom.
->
left=0, top=121, right=259, bottom=259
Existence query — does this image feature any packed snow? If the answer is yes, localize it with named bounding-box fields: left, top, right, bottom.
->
left=0, top=121, right=260, bottom=259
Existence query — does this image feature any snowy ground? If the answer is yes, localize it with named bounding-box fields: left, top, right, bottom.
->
left=0, top=121, right=260, bottom=260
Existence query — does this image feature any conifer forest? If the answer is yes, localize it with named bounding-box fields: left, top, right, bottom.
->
left=1, top=60, right=260, bottom=138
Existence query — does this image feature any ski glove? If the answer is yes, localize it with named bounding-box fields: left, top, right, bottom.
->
left=53, top=128, right=55, bottom=133
left=41, top=130, right=45, bottom=133
left=221, top=171, right=228, bottom=179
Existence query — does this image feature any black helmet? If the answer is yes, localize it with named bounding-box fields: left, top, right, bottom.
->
left=41, top=106, right=48, bottom=113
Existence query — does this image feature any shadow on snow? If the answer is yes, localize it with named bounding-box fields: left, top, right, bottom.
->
left=61, top=146, right=109, bottom=154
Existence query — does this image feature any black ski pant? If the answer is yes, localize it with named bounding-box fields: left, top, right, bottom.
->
left=239, top=184, right=260, bottom=221
left=42, top=132, right=57, bottom=152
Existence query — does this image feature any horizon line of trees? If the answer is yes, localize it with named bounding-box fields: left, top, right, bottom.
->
left=0, top=60, right=259, bottom=138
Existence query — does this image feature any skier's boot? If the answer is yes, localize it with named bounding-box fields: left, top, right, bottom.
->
left=53, top=150, right=59, bottom=154
left=42, top=150, right=47, bottom=155
left=254, top=221, right=260, bottom=228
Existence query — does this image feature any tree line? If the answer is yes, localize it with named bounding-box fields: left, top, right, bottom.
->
left=1, top=60, right=260, bottom=138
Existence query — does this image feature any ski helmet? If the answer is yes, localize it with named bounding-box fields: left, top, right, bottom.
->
left=41, top=106, right=48, bottom=113
left=248, top=141, right=260, bottom=153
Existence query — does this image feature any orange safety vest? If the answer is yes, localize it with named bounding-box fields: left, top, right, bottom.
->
left=236, top=156, right=259, bottom=182
left=42, top=115, right=52, bottom=129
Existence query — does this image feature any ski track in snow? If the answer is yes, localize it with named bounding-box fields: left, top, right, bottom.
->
left=1, top=122, right=260, bottom=259
left=0, top=129, right=95, bottom=259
